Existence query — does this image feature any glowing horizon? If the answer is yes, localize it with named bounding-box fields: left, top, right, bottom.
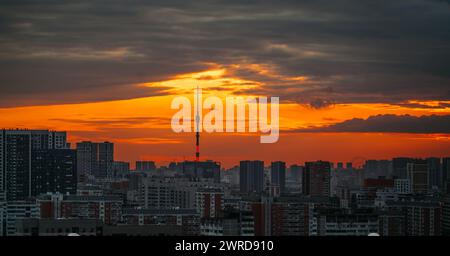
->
left=1, top=66, right=449, bottom=168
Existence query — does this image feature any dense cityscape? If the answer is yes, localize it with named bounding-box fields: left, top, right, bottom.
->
left=1, top=129, right=449, bottom=236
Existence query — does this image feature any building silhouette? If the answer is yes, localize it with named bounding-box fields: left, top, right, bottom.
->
left=0, top=129, right=69, bottom=201
left=443, top=158, right=450, bottom=191
left=135, top=161, right=156, bottom=172
left=240, top=161, right=264, bottom=194
left=270, top=161, right=286, bottom=193
left=32, top=149, right=77, bottom=196
left=181, top=161, right=220, bottom=183
left=406, top=159, right=429, bottom=194
left=393, top=157, right=413, bottom=179
left=76, top=141, right=113, bottom=180
left=303, top=161, right=331, bottom=197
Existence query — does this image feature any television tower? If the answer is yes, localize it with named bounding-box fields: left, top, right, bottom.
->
left=195, top=85, right=200, bottom=162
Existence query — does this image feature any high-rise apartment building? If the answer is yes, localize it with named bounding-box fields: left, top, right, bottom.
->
left=270, top=161, right=286, bottom=193
left=196, top=188, right=224, bottom=219
left=406, top=159, right=429, bottom=194
left=239, top=161, right=264, bottom=194
left=76, top=141, right=113, bottom=180
left=32, top=149, right=77, bottom=196
left=442, top=181, right=450, bottom=236
left=289, top=164, right=303, bottom=183
left=443, top=158, right=450, bottom=190
left=426, top=157, right=441, bottom=190
left=139, top=177, right=225, bottom=209
left=303, top=161, right=331, bottom=197
left=0, top=129, right=69, bottom=201
left=393, top=157, right=414, bottom=179
left=387, top=200, right=441, bottom=236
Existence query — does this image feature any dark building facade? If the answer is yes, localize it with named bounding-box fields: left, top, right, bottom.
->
left=442, top=181, right=450, bottom=236
left=288, top=164, right=303, bottom=183
left=303, top=161, right=331, bottom=197
left=181, top=161, right=220, bottom=183
left=393, top=157, right=413, bottom=179
left=406, top=159, right=429, bottom=194
left=135, top=161, right=156, bottom=172
left=442, top=196, right=450, bottom=236
left=387, top=201, right=442, bottom=236
left=443, top=158, right=450, bottom=191
left=32, top=149, right=77, bottom=196
left=427, top=157, right=441, bottom=190
left=76, top=141, right=114, bottom=180
left=0, top=130, right=68, bottom=201
left=240, top=161, right=264, bottom=194
left=270, top=161, right=286, bottom=193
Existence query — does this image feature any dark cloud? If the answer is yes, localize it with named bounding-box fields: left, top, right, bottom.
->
left=49, top=116, right=169, bottom=126
left=293, top=114, right=450, bottom=133
left=395, top=102, right=450, bottom=109
left=0, top=0, right=449, bottom=107
left=0, top=76, right=171, bottom=107
left=308, top=99, right=335, bottom=109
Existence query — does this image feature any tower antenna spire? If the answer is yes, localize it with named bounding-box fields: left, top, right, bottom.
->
left=195, top=85, right=200, bottom=162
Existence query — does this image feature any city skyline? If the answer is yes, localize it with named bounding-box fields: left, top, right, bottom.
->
left=0, top=124, right=448, bottom=169
left=1, top=128, right=450, bottom=237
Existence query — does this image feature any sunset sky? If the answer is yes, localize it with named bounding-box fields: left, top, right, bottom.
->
left=1, top=0, right=449, bottom=168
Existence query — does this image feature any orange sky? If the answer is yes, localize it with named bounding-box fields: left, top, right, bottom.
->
left=1, top=66, right=449, bottom=168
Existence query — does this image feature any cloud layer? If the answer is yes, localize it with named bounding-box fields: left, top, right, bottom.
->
left=295, top=114, right=450, bottom=133
left=0, top=0, right=449, bottom=107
